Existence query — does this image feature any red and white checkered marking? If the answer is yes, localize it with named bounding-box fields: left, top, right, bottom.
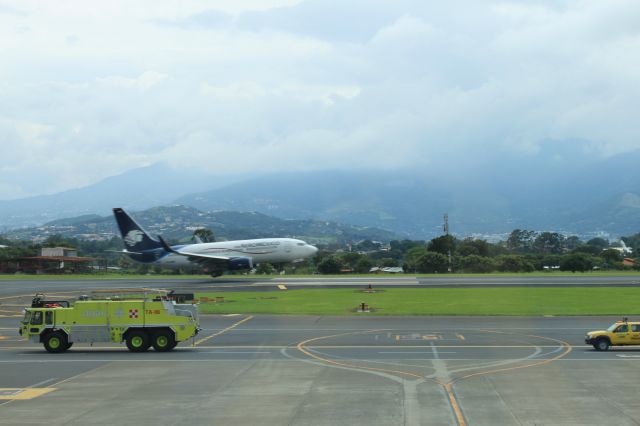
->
left=128, top=309, right=139, bottom=319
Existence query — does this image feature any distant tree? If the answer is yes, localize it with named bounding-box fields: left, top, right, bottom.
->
left=256, top=263, right=274, bottom=275
left=457, top=238, right=490, bottom=257
left=506, top=229, right=537, bottom=253
left=43, top=234, right=77, bottom=248
left=414, top=251, right=449, bottom=273
left=354, top=257, right=374, bottom=273
left=495, top=255, right=534, bottom=272
left=539, top=254, right=562, bottom=270
left=354, top=240, right=380, bottom=252
left=586, top=238, right=609, bottom=251
left=404, top=246, right=428, bottom=273
left=317, top=256, right=343, bottom=274
left=460, top=255, right=494, bottom=273
left=533, top=232, right=565, bottom=254
left=601, top=249, right=622, bottom=267
left=427, top=235, right=456, bottom=256
left=0, top=244, right=38, bottom=261
left=339, top=252, right=363, bottom=268
left=390, top=240, right=425, bottom=254
left=572, top=245, right=600, bottom=256
left=193, top=228, right=215, bottom=243
left=564, top=236, right=582, bottom=251
left=560, top=253, right=594, bottom=272
left=378, top=258, right=400, bottom=267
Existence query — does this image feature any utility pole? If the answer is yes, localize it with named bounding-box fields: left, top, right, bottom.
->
left=444, top=213, right=452, bottom=272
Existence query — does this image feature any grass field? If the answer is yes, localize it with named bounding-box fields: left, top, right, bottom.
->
left=197, top=287, right=640, bottom=316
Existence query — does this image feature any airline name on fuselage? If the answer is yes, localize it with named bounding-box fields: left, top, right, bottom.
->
left=239, top=241, right=281, bottom=248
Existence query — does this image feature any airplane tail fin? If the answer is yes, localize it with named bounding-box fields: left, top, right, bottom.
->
left=112, top=208, right=163, bottom=252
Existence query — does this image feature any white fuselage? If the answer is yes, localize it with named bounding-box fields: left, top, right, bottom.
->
left=157, top=238, right=317, bottom=268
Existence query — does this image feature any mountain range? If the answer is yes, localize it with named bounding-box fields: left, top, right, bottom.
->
left=5, top=205, right=398, bottom=245
left=1, top=143, right=640, bottom=239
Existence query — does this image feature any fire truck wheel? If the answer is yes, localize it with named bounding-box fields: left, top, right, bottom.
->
left=152, top=330, right=176, bottom=352
left=43, top=331, right=68, bottom=353
left=126, top=330, right=150, bottom=352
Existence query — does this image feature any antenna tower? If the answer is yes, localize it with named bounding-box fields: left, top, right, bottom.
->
left=443, top=213, right=449, bottom=235
left=444, top=213, right=452, bottom=272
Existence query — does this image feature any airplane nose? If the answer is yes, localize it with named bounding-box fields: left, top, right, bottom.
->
left=309, top=245, right=318, bottom=255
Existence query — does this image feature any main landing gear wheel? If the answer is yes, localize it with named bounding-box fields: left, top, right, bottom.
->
left=126, top=330, right=150, bottom=352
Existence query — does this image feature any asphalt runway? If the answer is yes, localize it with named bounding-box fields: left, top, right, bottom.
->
left=0, top=273, right=639, bottom=298
left=2, top=277, right=640, bottom=425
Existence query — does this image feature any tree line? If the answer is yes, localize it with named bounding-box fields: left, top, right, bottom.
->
left=1, top=230, right=639, bottom=275
left=309, top=230, right=640, bottom=274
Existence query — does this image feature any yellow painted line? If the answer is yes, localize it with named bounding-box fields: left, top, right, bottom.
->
left=0, top=315, right=22, bottom=318
left=454, top=330, right=573, bottom=382
left=444, top=383, right=466, bottom=426
left=277, top=284, right=287, bottom=290
left=0, top=388, right=56, bottom=400
left=195, top=315, right=253, bottom=346
left=297, top=330, right=424, bottom=380
left=303, top=344, right=568, bottom=349
left=422, top=335, right=440, bottom=340
left=456, top=334, right=465, bottom=341
left=0, top=337, right=8, bottom=340
left=395, top=335, right=399, bottom=341
left=296, top=328, right=574, bottom=426
left=0, top=361, right=114, bottom=407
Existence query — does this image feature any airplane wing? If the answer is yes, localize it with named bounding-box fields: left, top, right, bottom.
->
left=158, top=236, right=230, bottom=265
left=106, top=249, right=145, bottom=255
left=158, top=236, right=253, bottom=274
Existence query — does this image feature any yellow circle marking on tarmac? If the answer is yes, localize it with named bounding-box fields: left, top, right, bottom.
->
left=296, top=328, right=573, bottom=426
left=0, top=388, right=56, bottom=400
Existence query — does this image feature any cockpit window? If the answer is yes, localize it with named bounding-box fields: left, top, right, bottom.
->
left=297, top=243, right=305, bottom=246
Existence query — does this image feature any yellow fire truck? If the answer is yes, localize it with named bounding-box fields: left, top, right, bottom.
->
left=19, top=290, right=199, bottom=353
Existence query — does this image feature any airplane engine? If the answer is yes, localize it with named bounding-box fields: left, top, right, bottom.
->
left=228, top=257, right=253, bottom=270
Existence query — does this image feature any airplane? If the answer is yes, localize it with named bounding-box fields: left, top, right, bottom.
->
left=113, top=208, right=318, bottom=277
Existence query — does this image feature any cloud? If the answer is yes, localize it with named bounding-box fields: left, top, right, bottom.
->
left=96, top=71, right=168, bottom=90
left=0, top=4, right=28, bottom=17
left=0, top=0, right=639, bottom=200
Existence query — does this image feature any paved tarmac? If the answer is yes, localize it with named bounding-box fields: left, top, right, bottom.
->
left=0, top=273, right=639, bottom=297
left=1, top=277, right=640, bottom=425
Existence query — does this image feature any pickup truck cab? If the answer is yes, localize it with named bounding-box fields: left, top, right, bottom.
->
left=585, top=319, right=640, bottom=351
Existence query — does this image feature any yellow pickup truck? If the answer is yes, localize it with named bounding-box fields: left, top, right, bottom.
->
left=585, top=318, right=640, bottom=351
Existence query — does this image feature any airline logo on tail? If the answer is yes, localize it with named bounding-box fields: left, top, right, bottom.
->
left=124, top=230, right=145, bottom=246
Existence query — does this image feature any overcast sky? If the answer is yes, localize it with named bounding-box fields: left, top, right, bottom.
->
left=1, top=0, right=639, bottom=200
